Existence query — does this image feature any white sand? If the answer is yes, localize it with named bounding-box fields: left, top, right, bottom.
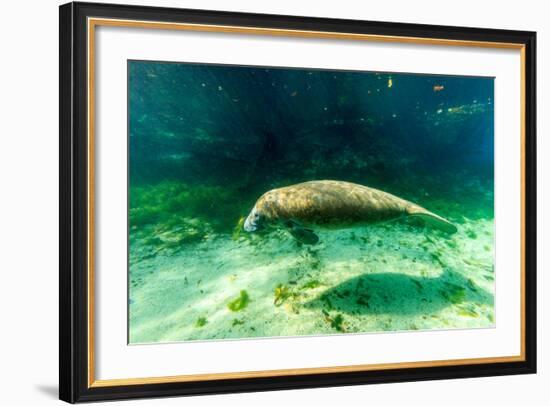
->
left=129, top=217, right=494, bottom=344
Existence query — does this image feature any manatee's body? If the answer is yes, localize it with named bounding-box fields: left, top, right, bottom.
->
left=243, top=180, right=456, bottom=244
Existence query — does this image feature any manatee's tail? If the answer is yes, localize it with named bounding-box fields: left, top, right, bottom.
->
left=406, top=205, right=458, bottom=234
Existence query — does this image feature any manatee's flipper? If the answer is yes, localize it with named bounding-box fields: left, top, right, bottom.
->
left=284, top=220, right=319, bottom=245
left=406, top=207, right=457, bottom=234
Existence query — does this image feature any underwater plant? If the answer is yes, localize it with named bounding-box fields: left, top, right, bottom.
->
left=322, top=310, right=346, bottom=332
left=127, top=61, right=496, bottom=344
left=300, top=279, right=321, bottom=290
left=232, top=216, right=246, bottom=241
left=440, top=283, right=467, bottom=304
left=232, top=319, right=245, bottom=327
left=129, top=181, right=248, bottom=232
left=227, top=290, right=250, bottom=312
left=274, top=284, right=292, bottom=306
left=457, top=306, right=478, bottom=318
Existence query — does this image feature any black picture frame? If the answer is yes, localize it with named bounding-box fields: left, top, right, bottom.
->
left=60, top=1, right=537, bottom=403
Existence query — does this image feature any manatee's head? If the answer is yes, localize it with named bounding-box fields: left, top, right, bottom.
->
left=243, top=206, right=266, bottom=232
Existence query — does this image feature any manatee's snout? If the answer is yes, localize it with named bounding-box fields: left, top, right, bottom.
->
left=243, top=216, right=256, bottom=232
left=244, top=207, right=262, bottom=232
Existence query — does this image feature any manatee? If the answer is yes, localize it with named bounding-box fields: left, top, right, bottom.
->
left=243, top=180, right=457, bottom=244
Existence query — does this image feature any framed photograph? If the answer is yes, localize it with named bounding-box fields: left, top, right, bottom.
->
left=59, top=1, right=536, bottom=403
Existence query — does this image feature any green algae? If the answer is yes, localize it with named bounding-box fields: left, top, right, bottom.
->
left=466, top=278, right=478, bottom=292
left=157, top=226, right=206, bottom=248
left=195, top=317, right=208, bottom=327
left=441, top=284, right=466, bottom=304
left=301, top=279, right=321, bottom=290
left=232, top=319, right=245, bottom=327
left=323, top=310, right=346, bottom=332
left=129, top=181, right=247, bottom=231
left=430, top=251, right=445, bottom=267
left=274, top=284, right=291, bottom=306
left=445, top=239, right=458, bottom=249
left=458, top=307, right=478, bottom=318
left=227, top=290, right=250, bottom=312
left=356, top=295, right=371, bottom=307
left=127, top=61, right=496, bottom=344
left=232, top=216, right=246, bottom=241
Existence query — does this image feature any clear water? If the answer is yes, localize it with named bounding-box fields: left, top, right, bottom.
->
left=128, top=61, right=494, bottom=344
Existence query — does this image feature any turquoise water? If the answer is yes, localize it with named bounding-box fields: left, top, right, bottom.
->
left=128, top=61, right=494, bottom=343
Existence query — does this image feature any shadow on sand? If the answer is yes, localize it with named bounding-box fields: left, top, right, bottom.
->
left=305, top=268, right=493, bottom=316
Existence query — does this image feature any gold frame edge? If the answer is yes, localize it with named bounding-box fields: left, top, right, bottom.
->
left=86, top=17, right=527, bottom=388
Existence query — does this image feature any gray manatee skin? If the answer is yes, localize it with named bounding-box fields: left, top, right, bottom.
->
left=243, top=180, right=457, bottom=242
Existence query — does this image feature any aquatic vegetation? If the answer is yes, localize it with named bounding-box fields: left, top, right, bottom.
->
left=356, top=293, right=371, bottom=307
left=227, top=290, right=250, bottom=312
left=430, top=251, right=445, bottom=267
left=323, top=310, right=346, bottom=332
left=232, top=216, right=246, bottom=241
left=144, top=236, right=163, bottom=246
left=128, top=60, right=495, bottom=343
left=320, top=295, right=334, bottom=311
left=130, top=181, right=248, bottom=232
left=156, top=223, right=207, bottom=247
left=332, top=315, right=345, bottom=332
left=463, top=258, right=493, bottom=271
left=457, top=307, right=478, bottom=318
left=445, top=239, right=458, bottom=249
left=274, top=284, right=291, bottom=306
left=466, top=278, right=478, bottom=292
left=195, top=317, right=208, bottom=327
left=301, top=279, right=321, bottom=290
left=441, top=283, right=466, bottom=304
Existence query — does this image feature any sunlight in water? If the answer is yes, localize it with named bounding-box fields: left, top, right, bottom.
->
left=128, top=61, right=494, bottom=344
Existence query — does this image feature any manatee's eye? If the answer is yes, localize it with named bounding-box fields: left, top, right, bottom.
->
left=254, top=212, right=260, bottom=219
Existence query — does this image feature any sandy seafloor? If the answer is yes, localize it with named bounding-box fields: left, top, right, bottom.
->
left=128, top=213, right=495, bottom=344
